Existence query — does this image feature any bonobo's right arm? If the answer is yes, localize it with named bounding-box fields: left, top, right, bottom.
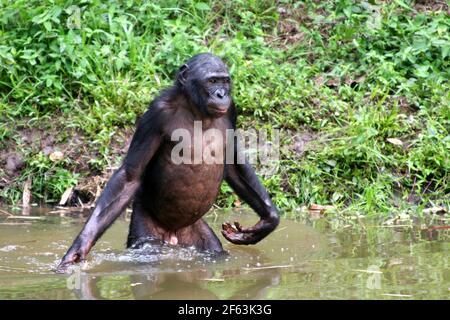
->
left=57, top=105, right=165, bottom=272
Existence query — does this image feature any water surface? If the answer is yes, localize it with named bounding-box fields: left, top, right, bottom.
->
left=0, top=207, right=448, bottom=299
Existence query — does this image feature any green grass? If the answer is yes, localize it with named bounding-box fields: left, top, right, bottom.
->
left=0, top=0, right=449, bottom=218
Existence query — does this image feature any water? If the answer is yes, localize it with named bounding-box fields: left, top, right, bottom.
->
left=0, top=207, right=448, bottom=299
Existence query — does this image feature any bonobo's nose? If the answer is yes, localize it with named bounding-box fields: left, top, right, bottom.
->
left=216, top=89, right=226, bottom=99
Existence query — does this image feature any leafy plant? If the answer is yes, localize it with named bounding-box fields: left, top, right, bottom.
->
left=0, top=0, right=448, bottom=217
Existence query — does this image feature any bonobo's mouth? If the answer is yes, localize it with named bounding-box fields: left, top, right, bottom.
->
left=210, top=106, right=228, bottom=115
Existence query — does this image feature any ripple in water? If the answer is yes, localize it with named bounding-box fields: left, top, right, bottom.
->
left=71, top=240, right=226, bottom=274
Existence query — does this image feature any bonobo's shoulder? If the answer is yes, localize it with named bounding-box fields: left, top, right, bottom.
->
left=141, top=87, right=180, bottom=120
left=151, top=87, right=182, bottom=111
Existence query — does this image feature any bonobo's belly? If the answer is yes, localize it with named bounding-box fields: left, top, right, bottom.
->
left=141, top=152, right=224, bottom=230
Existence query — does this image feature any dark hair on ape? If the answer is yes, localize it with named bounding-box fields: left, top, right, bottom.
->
left=176, top=53, right=229, bottom=87
left=175, top=53, right=230, bottom=113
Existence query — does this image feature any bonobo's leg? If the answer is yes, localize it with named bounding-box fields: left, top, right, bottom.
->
left=127, top=198, right=162, bottom=248
left=177, top=219, right=223, bottom=253
left=127, top=198, right=223, bottom=253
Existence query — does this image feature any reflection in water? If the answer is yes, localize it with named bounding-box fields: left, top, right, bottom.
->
left=0, top=206, right=448, bottom=299
left=71, top=268, right=282, bottom=300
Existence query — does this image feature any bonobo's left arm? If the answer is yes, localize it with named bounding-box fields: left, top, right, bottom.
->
left=222, top=104, right=280, bottom=245
left=223, top=162, right=280, bottom=244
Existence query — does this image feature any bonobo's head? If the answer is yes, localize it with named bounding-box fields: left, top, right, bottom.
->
left=177, top=53, right=232, bottom=118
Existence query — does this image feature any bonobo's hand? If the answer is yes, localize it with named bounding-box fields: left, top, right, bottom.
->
left=56, top=238, right=90, bottom=273
left=221, top=216, right=279, bottom=245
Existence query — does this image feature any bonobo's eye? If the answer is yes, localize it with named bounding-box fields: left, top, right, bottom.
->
left=209, top=78, right=217, bottom=84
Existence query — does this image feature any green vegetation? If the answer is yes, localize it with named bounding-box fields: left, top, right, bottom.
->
left=1, top=1, right=449, bottom=218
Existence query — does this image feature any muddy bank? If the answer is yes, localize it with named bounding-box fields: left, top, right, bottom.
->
left=0, top=122, right=133, bottom=206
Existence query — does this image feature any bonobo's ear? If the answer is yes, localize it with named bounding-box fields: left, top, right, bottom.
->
left=177, top=64, right=189, bottom=86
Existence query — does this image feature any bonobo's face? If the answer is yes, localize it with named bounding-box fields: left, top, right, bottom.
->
left=177, top=53, right=232, bottom=118
left=200, top=71, right=232, bottom=117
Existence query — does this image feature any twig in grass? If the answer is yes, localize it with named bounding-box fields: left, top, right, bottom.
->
left=6, top=216, right=45, bottom=220
left=0, top=209, right=13, bottom=216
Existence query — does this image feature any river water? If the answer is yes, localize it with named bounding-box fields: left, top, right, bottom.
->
left=0, top=207, right=448, bottom=299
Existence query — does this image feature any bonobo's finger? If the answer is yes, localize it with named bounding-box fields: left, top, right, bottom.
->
left=55, top=258, right=76, bottom=274
left=234, top=221, right=243, bottom=232
left=222, top=227, right=262, bottom=245
left=222, top=232, right=255, bottom=245
left=233, top=221, right=255, bottom=234
left=221, top=227, right=256, bottom=244
left=55, top=261, right=72, bottom=274
left=222, top=222, right=236, bottom=234
left=55, top=245, right=86, bottom=273
left=221, top=224, right=236, bottom=238
left=221, top=229, right=243, bottom=244
left=56, top=256, right=87, bottom=274
left=56, top=253, right=87, bottom=273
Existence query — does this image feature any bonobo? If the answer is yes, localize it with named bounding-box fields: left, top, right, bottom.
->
left=57, top=53, right=280, bottom=271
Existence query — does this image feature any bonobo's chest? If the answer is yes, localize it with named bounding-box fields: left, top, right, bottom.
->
left=143, top=115, right=232, bottom=227
left=144, top=114, right=233, bottom=189
left=162, top=117, right=231, bottom=166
